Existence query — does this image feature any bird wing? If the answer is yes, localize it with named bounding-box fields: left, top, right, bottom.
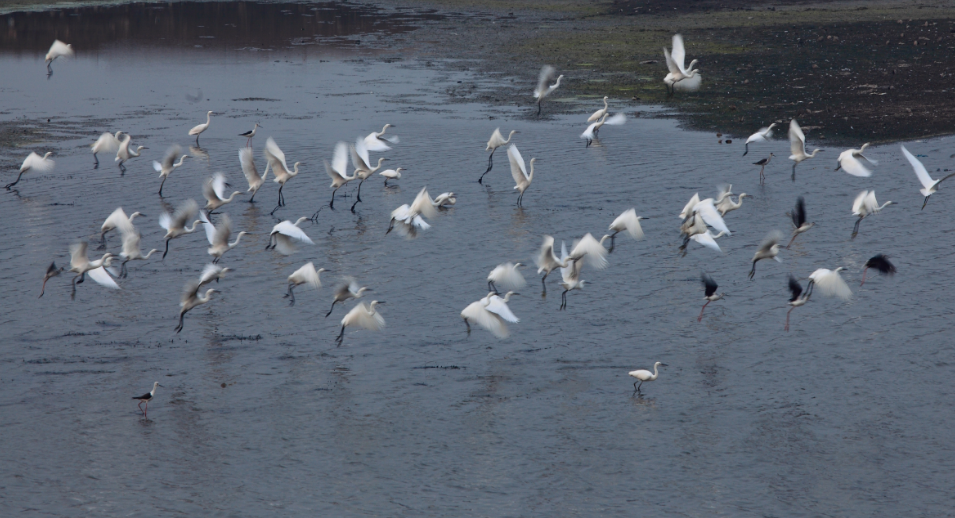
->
left=202, top=178, right=219, bottom=204
left=198, top=211, right=216, bottom=245
left=839, top=153, right=872, bottom=177
left=363, top=132, right=391, bottom=152
left=332, top=141, right=349, bottom=176
left=570, top=233, right=609, bottom=270
left=300, top=263, right=322, bottom=288
left=239, top=148, right=262, bottom=186
left=87, top=266, right=120, bottom=289
left=345, top=303, right=386, bottom=331
left=211, top=173, right=228, bottom=200
left=121, top=232, right=141, bottom=257
left=274, top=221, right=314, bottom=244
left=559, top=241, right=575, bottom=281
left=162, top=145, right=181, bottom=170
left=536, top=235, right=556, bottom=270
left=701, top=272, right=718, bottom=297
left=535, top=65, right=556, bottom=98
left=788, top=275, right=803, bottom=301
left=812, top=270, right=852, bottom=300
left=272, top=234, right=297, bottom=256
left=494, top=263, right=527, bottom=289
left=613, top=209, right=645, bottom=239
left=213, top=214, right=231, bottom=247
left=487, top=128, right=504, bottom=149
left=671, top=34, right=687, bottom=73
left=693, top=199, right=731, bottom=235
left=789, top=119, right=806, bottom=156
left=152, top=160, right=163, bottom=173
left=679, top=193, right=700, bottom=219
left=264, top=137, right=289, bottom=172
left=48, top=39, right=74, bottom=58
left=580, top=122, right=598, bottom=140
left=93, top=132, right=121, bottom=153
left=463, top=300, right=509, bottom=338
left=507, top=145, right=529, bottom=183
left=23, top=152, right=55, bottom=173
left=199, top=263, right=223, bottom=285
left=793, top=197, right=806, bottom=227
left=758, top=231, right=783, bottom=252
left=863, top=191, right=881, bottom=213
left=485, top=296, right=519, bottom=323
left=181, top=280, right=201, bottom=304
left=172, top=199, right=199, bottom=229
left=69, top=242, right=88, bottom=268
left=901, top=145, right=935, bottom=189
left=352, top=137, right=372, bottom=170
left=410, top=187, right=438, bottom=220
left=158, top=211, right=172, bottom=231
left=103, top=207, right=132, bottom=234
left=690, top=231, right=722, bottom=252
left=663, top=47, right=681, bottom=75
left=604, top=113, right=626, bottom=126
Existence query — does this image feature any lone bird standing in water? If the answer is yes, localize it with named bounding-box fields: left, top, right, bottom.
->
left=132, top=381, right=162, bottom=418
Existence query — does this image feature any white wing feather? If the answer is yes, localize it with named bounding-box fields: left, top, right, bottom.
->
left=272, top=221, right=314, bottom=244
left=693, top=199, right=731, bottom=235
left=671, top=34, right=687, bottom=73
left=198, top=211, right=216, bottom=245
left=789, top=119, right=806, bottom=157
left=461, top=301, right=509, bottom=339
left=690, top=231, right=722, bottom=252
left=363, top=132, right=391, bottom=152
left=507, top=144, right=528, bottom=184
left=570, top=233, right=609, bottom=270
left=901, top=145, right=935, bottom=190
left=485, top=296, right=519, bottom=323
left=838, top=152, right=872, bottom=177
left=87, top=266, right=120, bottom=289
left=264, top=137, right=289, bottom=173
left=810, top=269, right=852, bottom=300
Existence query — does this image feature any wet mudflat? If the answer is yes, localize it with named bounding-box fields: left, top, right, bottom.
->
left=2, top=2, right=955, bottom=516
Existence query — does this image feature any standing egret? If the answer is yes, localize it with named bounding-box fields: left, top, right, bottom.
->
left=115, top=134, right=144, bottom=175
left=749, top=231, right=782, bottom=279
left=267, top=217, right=314, bottom=255
left=901, top=144, right=955, bottom=210
left=716, top=193, right=751, bottom=216
left=326, top=277, right=371, bottom=318
left=507, top=144, right=536, bottom=207
left=202, top=173, right=244, bottom=212
left=587, top=96, right=610, bottom=122
left=559, top=242, right=586, bottom=310
left=336, top=301, right=385, bottom=346
left=153, top=145, right=188, bottom=196
left=132, top=382, right=162, bottom=418
left=67, top=242, right=118, bottom=300
left=743, top=123, right=775, bottom=156
left=629, top=362, right=667, bottom=394
left=91, top=131, right=123, bottom=168
left=324, top=141, right=355, bottom=210
left=698, top=273, right=724, bottom=322
left=535, top=235, right=569, bottom=295
left=239, top=147, right=268, bottom=203
left=606, top=208, right=646, bottom=252
left=100, top=207, right=145, bottom=247
left=45, top=40, right=73, bottom=74
left=189, top=111, right=213, bottom=146
left=836, top=143, right=876, bottom=177
left=199, top=212, right=248, bottom=263
left=380, top=167, right=403, bottom=186
left=784, top=275, right=811, bottom=331
left=431, top=191, right=456, bottom=208
left=788, top=119, right=822, bottom=182
left=480, top=128, right=517, bottom=183
left=861, top=254, right=896, bottom=286
left=580, top=113, right=626, bottom=147
left=198, top=264, right=231, bottom=287
left=238, top=123, right=261, bottom=147
left=158, top=199, right=202, bottom=260
left=808, top=268, right=852, bottom=300
left=851, top=190, right=892, bottom=239
left=175, top=280, right=217, bottom=333
left=349, top=137, right=387, bottom=212
left=487, top=263, right=526, bottom=294
left=461, top=292, right=519, bottom=338
left=786, top=196, right=814, bottom=248
left=363, top=124, right=399, bottom=152
left=533, top=65, right=563, bottom=116
left=663, top=34, right=699, bottom=95
left=264, top=137, right=301, bottom=210
left=118, top=231, right=159, bottom=278
left=285, top=262, right=326, bottom=306
left=753, top=153, right=774, bottom=184
left=7, top=151, right=54, bottom=189
left=39, top=262, right=64, bottom=298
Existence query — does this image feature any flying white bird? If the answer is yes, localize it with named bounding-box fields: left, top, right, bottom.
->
left=336, top=301, right=385, bottom=346
left=835, top=143, right=876, bottom=177
left=487, top=263, right=526, bottom=294
left=199, top=212, right=248, bottom=263
left=324, top=141, right=355, bottom=210
left=363, top=124, right=399, bottom=152
left=431, top=191, right=456, bottom=208
left=580, top=113, right=626, bottom=147
left=202, top=173, right=243, bottom=212
left=784, top=275, right=812, bottom=332
left=535, top=235, right=570, bottom=295
left=239, top=147, right=269, bottom=203
left=7, top=151, right=54, bottom=189
left=851, top=190, right=892, bottom=238
left=158, top=199, right=202, bottom=259
left=716, top=192, right=751, bottom=216
left=67, top=242, right=118, bottom=299
left=198, top=263, right=230, bottom=287
left=45, top=40, right=73, bottom=74
left=507, top=144, right=536, bottom=206
left=285, top=262, right=326, bottom=306
left=115, top=134, right=144, bottom=175
left=568, top=233, right=611, bottom=270
left=386, top=187, right=438, bottom=236
left=559, top=241, right=587, bottom=310
left=748, top=231, right=782, bottom=279
left=153, top=145, right=188, bottom=196
left=788, top=119, right=822, bottom=181
left=698, top=273, right=724, bottom=322
left=238, top=123, right=261, bottom=147
left=678, top=193, right=701, bottom=220
left=533, top=65, right=563, bottom=116
left=264, top=137, right=301, bottom=210
left=175, top=280, right=217, bottom=333
left=349, top=136, right=387, bottom=212
left=587, top=96, right=610, bottom=122
left=267, top=217, right=313, bottom=255
left=461, top=291, right=519, bottom=338
left=808, top=267, right=852, bottom=300
left=480, top=128, right=518, bottom=184
left=629, top=362, right=666, bottom=394
left=91, top=131, right=123, bottom=167
left=118, top=231, right=159, bottom=278
left=663, top=34, right=700, bottom=95
left=380, top=167, right=403, bottom=186
left=189, top=111, right=213, bottom=146
left=326, top=277, right=372, bottom=318
left=605, top=208, right=646, bottom=253
left=787, top=196, right=814, bottom=248
left=901, top=144, right=955, bottom=210
left=100, top=207, right=145, bottom=247
left=743, top=123, right=775, bottom=156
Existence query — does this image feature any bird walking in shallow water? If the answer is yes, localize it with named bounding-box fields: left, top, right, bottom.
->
left=788, top=119, right=822, bottom=182
left=629, top=362, right=666, bottom=394
left=239, top=123, right=261, bottom=147
left=533, top=65, right=563, bottom=116
left=189, top=111, right=213, bottom=146
left=698, top=273, right=724, bottom=322
left=7, top=151, right=54, bottom=189
left=753, top=153, right=774, bottom=184
left=132, top=381, right=162, bottom=418
left=860, top=254, right=896, bottom=286
left=580, top=113, right=625, bottom=147
left=265, top=137, right=301, bottom=212
left=480, top=128, right=517, bottom=184
left=786, top=197, right=814, bottom=248
left=45, top=39, right=73, bottom=76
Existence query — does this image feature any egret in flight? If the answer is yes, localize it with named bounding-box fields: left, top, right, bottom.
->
left=716, top=192, right=750, bottom=216
left=189, top=111, right=213, bottom=146
left=100, top=207, right=144, bottom=248
left=239, top=147, right=269, bottom=203
left=808, top=267, right=852, bottom=300
left=851, top=190, right=892, bottom=239
left=788, top=119, right=821, bottom=182
left=605, top=208, right=646, bottom=252
left=265, top=137, right=301, bottom=211
left=158, top=199, right=202, bottom=259
left=203, top=173, right=243, bottom=212
left=380, top=167, right=403, bottom=186
left=324, top=142, right=355, bottom=210
left=326, top=277, right=372, bottom=318
left=116, top=134, right=144, bottom=175
left=480, top=128, right=517, bottom=184
left=663, top=34, right=699, bottom=95
left=535, top=235, right=569, bottom=295
left=285, top=262, right=326, bottom=306
left=580, top=113, right=626, bottom=147
left=267, top=217, right=313, bottom=255
left=363, top=124, right=398, bottom=152
left=487, top=262, right=526, bottom=294
left=153, top=145, right=188, bottom=196
left=118, top=231, right=159, bottom=278
left=7, top=151, right=54, bottom=189
left=901, top=144, right=955, bottom=210
left=507, top=144, right=536, bottom=207
left=533, top=65, right=563, bottom=116
left=461, top=291, right=519, bottom=338
left=199, top=212, right=248, bottom=263
left=835, top=143, right=876, bottom=177
left=199, top=264, right=231, bottom=288
left=349, top=137, right=387, bottom=212
left=559, top=242, right=586, bottom=310
left=175, top=280, right=217, bottom=333
left=743, top=123, right=775, bottom=156
left=91, top=131, right=123, bottom=168
left=336, top=301, right=385, bottom=346
left=67, top=242, right=118, bottom=300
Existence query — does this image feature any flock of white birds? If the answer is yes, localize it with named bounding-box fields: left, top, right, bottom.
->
left=12, top=34, right=942, bottom=409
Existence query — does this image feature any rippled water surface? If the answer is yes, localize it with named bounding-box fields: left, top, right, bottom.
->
left=2, top=3, right=955, bottom=516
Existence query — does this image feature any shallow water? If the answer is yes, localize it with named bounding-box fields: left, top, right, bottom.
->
left=2, top=2, right=955, bottom=517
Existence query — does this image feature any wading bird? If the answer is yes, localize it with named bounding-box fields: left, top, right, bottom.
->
left=488, top=262, right=526, bottom=294
left=580, top=113, right=626, bottom=147
left=788, top=119, right=821, bottom=182
left=605, top=208, right=646, bottom=252
left=507, top=144, right=536, bottom=207
left=45, top=39, right=73, bottom=74
left=115, top=134, right=144, bottom=175
left=153, top=145, right=188, bottom=196
left=716, top=192, right=750, bottom=216
left=39, top=262, right=64, bottom=298
left=836, top=143, right=876, bottom=177
left=326, top=277, right=371, bottom=318
left=239, top=123, right=260, bottom=147
left=350, top=137, right=387, bottom=212
left=663, top=34, right=699, bottom=95
left=132, top=382, right=161, bottom=418
left=7, top=151, right=54, bottom=189
left=380, top=167, right=403, bottom=186
left=533, top=65, right=563, bottom=116
left=743, top=123, right=775, bottom=156
left=559, top=242, right=586, bottom=310
left=239, top=147, right=268, bottom=203
left=749, top=231, right=782, bottom=280
left=698, top=273, right=724, bottom=322
left=175, top=280, right=217, bottom=333
left=324, top=142, right=354, bottom=210
left=851, top=190, right=892, bottom=239
left=363, top=124, right=399, bottom=152
left=67, top=242, right=118, bottom=300
left=901, top=144, right=955, bottom=210
left=118, top=231, right=159, bottom=278
left=158, top=199, right=202, bottom=259
left=587, top=96, right=610, bottom=122
left=267, top=217, right=313, bottom=255
left=860, top=254, right=896, bottom=286
left=199, top=212, right=247, bottom=263
left=100, top=207, right=144, bottom=247
left=189, top=111, right=213, bottom=146
left=480, top=128, right=517, bottom=183
left=809, top=267, right=852, bottom=300
left=285, top=262, right=326, bottom=306
left=461, top=291, right=519, bottom=338
left=784, top=275, right=811, bottom=331
left=265, top=137, right=301, bottom=211
left=91, top=131, right=123, bottom=168
left=753, top=153, right=774, bottom=184
left=202, top=173, right=243, bottom=212
left=629, top=362, right=666, bottom=394
left=198, top=263, right=230, bottom=287
left=535, top=235, right=569, bottom=295
left=787, top=196, right=814, bottom=248
left=336, top=301, right=385, bottom=346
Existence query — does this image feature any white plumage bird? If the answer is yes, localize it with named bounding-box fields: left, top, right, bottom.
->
left=386, top=187, right=438, bottom=236
left=743, top=123, right=775, bottom=156
left=487, top=262, right=526, bottom=293
left=533, top=65, right=563, bottom=116
left=535, top=235, right=570, bottom=295
left=100, top=207, right=145, bottom=246
left=202, top=173, right=243, bottom=211
left=264, top=137, right=301, bottom=210
left=45, top=40, right=74, bottom=73
left=115, top=134, right=144, bottom=175
left=7, top=151, right=54, bottom=189
left=198, top=263, right=230, bottom=287
left=363, top=124, right=399, bottom=152
left=901, top=144, right=955, bottom=210
left=91, top=131, right=123, bottom=167
left=480, top=128, right=518, bottom=183
left=153, top=145, right=188, bottom=196
left=629, top=362, right=666, bottom=394
left=580, top=113, right=626, bottom=147
left=568, top=233, right=611, bottom=270
left=285, top=262, right=326, bottom=306
left=663, top=34, right=700, bottom=95
left=68, top=242, right=118, bottom=299
left=188, top=111, right=213, bottom=146
left=239, top=147, right=269, bottom=203
left=199, top=212, right=248, bottom=263
left=324, top=141, right=355, bottom=210
left=808, top=268, right=852, bottom=300
left=558, top=242, right=586, bottom=310
left=507, top=144, right=536, bottom=206
left=380, top=167, right=403, bottom=186
left=788, top=119, right=822, bottom=182
left=158, top=199, right=202, bottom=259
left=606, top=208, right=646, bottom=252
left=851, top=190, right=892, bottom=238
left=336, top=301, right=385, bottom=345
left=325, top=277, right=372, bottom=318
left=118, top=231, right=159, bottom=278
left=461, top=291, right=519, bottom=339
left=835, top=143, right=876, bottom=177
left=587, top=96, right=610, bottom=122
left=349, top=136, right=387, bottom=211
left=267, top=217, right=314, bottom=256
left=175, top=280, right=217, bottom=333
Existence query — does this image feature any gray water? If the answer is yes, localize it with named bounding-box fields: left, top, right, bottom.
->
left=2, top=3, right=955, bottom=517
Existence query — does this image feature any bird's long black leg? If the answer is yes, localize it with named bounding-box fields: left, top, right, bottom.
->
left=175, top=313, right=185, bottom=333
left=922, top=196, right=930, bottom=210
left=748, top=262, right=757, bottom=280
left=464, top=319, right=471, bottom=336
left=325, top=301, right=336, bottom=318
left=489, top=280, right=499, bottom=295
left=5, top=171, right=25, bottom=189
left=560, top=290, right=568, bottom=310
left=158, top=177, right=166, bottom=197
left=478, top=153, right=493, bottom=184
left=336, top=325, right=345, bottom=346
left=743, top=143, right=749, bottom=157
left=356, top=180, right=364, bottom=203
left=195, top=135, right=200, bottom=147
left=541, top=272, right=548, bottom=296
left=71, top=274, right=80, bottom=300
left=637, top=381, right=643, bottom=393
left=121, top=259, right=129, bottom=278
left=791, top=163, right=796, bottom=182
left=608, top=233, right=617, bottom=253
left=93, top=153, right=99, bottom=168
left=537, top=100, right=542, bottom=116
left=851, top=217, right=862, bottom=239
left=329, top=188, right=337, bottom=209
left=119, top=162, right=126, bottom=175
left=162, top=239, right=170, bottom=260
left=277, top=184, right=285, bottom=207
left=287, top=285, right=296, bottom=306
left=248, top=189, right=256, bottom=203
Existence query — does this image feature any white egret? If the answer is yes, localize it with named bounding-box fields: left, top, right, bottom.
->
left=687, top=198, right=731, bottom=236
left=606, top=210, right=645, bottom=253
left=175, top=280, right=217, bottom=333
left=743, top=123, right=775, bottom=156
left=7, top=151, right=54, bottom=189
left=267, top=217, right=314, bottom=256
left=238, top=123, right=261, bottom=147
left=432, top=191, right=456, bottom=208
left=901, top=144, right=955, bottom=210
left=716, top=193, right=751, bottom=216
left=386, top=187, right=437, bottom=235
left=629, top=362, right=666, bottom=394
left=689, top=229, right=727, bottom=253
left=199, top=212, right=248, bottom=263
left=487, top=263, right=526, bottom=293
left=788, top=119, right=822, bottom=182
left=264, top=137, right=301, bottom=210
left=91, top=131, right=123, bottom=168
left=716, top=184, right=734, bottom=203
left=336, top=301, right=385, bottom=346
left=158, top=199, right=202, bottom=259
left=115, top=134, right=144, bottom=175
left=203, top=173, right=243, bottom=212
left=363, top=124, right=399, bottom=152
left=786, top=196, right=814, bottom=248
left=153, top=145, right=188, bottom=196
left=349, top=137, right=387, bottom=212
left=835, top=143, right=876, bottom=177
left=851, top=190, right=892, bottom=239
left=132, top=382, right=162, bottom=418
left=568, top=233, right=611, bottom=270
left=198, top=264, right=231, bottom=287
left=808, top=268, right=852, bottom=300
left=324, top=141, right=355, bottom=210
left=535, top=235, right=570, bottom=295
left=45, top=40, right=73, bottom=74
left=480, top=128, right=517, bottom=183
left=118, top=231, right=159, bottom=278
left=587, top=96, right=610, bottom=122
left=678, top=193, right=701, bottom=220
left=189, top=111, right=213, bottom=146
left=285, top=262, right=326, bottom=306
left=68, top=242, right=118, bottom=299
left=533, top=65, right=563, bottom=116
left=580, top=113, right=626, bottom=147
left=507, top=144, right=536, bottom=207
left=748, top=231, right=782, bottom=279
left=753, top=153, right=774, bottom=184
left=698, top=273, right=724, bottom=322
left=461, top=291, right=519, bottom=338
left=861, top=254, right=896, bottom=286
left=559, top=242, right=586, bottom=310
left=326, top=277, right=372, bottom=318
left=380, top=167, right=403, bottom=186
left=239, top=147, right=269, bottom=203
left=784, top=275, right=811, bottom=331
left=39, top=262, right=64, bottom=298
left=663, top=34, right=700, bottom=95
left=100, top=207, right=144, bottom=246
